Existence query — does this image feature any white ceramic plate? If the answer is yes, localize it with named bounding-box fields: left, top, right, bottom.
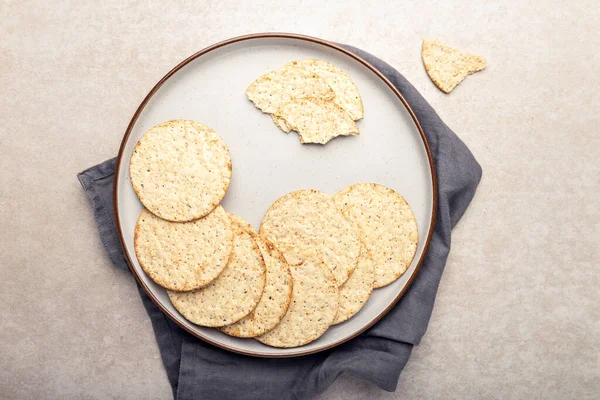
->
left=114, top=33, right=436, bottom=357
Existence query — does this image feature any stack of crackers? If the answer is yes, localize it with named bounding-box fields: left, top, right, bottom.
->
left=246, top=60, right=364, bottom=144
left=129, top=61, right=419, bottom=348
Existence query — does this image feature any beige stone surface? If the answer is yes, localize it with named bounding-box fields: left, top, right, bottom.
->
left=1, top=1, right=598, bottom=399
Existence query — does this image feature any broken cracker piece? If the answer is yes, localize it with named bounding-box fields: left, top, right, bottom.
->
left=422, top=39, right=486, bottom=93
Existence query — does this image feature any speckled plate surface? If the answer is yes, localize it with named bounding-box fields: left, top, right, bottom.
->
left=114, top=33, right=437, bottom=357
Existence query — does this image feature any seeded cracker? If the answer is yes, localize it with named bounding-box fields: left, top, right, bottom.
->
left=285, top=59, right=364, bottom=120
left=332, top=244, right=375, bottom=324
left=245, top=64, right=335, bottom=114
left=422, top=39, right=486, bottom=93
left=273, top=97, right=359, bottom=144
left=134, top=206, right=233, bottom=291
left=260, top=189, right=360, bottom=287
left=129, top=120, right=232, bottom=222
left=220, top=214, right=293, bottom=337
left=333, top=183, right=418, bottom=288
left=168, top=226, right=266, bottom=327
left=256, top=259, right=338, bottom=348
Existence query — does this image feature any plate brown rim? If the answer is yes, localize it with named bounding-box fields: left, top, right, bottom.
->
left=113, top=32, right=438, bottom=358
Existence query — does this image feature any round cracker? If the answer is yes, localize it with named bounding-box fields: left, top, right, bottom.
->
left=273, top=97, right=359, bottom=144
left=130, top=120, right=232, bottom=222
left=256, top=259, right=338, bottom=348
left=332, top=244, right=375, bottom=325
left=245, top=65, right=334, bottom=114
left=167, top=226, right=266, bottom=327
left=220, top=216, right=293, bottom=337
left=333, top=183, right=418, bottom=288
left=260, top=189, right=360, bottom=287
left=285, top=59, right=364, bottom=120
left=134, top=206, right=233, bottom=291
left=220, top=214, right=292, bottom=337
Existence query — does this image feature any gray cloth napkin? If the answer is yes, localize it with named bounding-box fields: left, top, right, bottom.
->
left=77, top=45, right=482, bottom=400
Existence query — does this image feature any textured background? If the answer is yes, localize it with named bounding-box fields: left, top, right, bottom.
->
left=1, top=1, right=599, bottom=399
